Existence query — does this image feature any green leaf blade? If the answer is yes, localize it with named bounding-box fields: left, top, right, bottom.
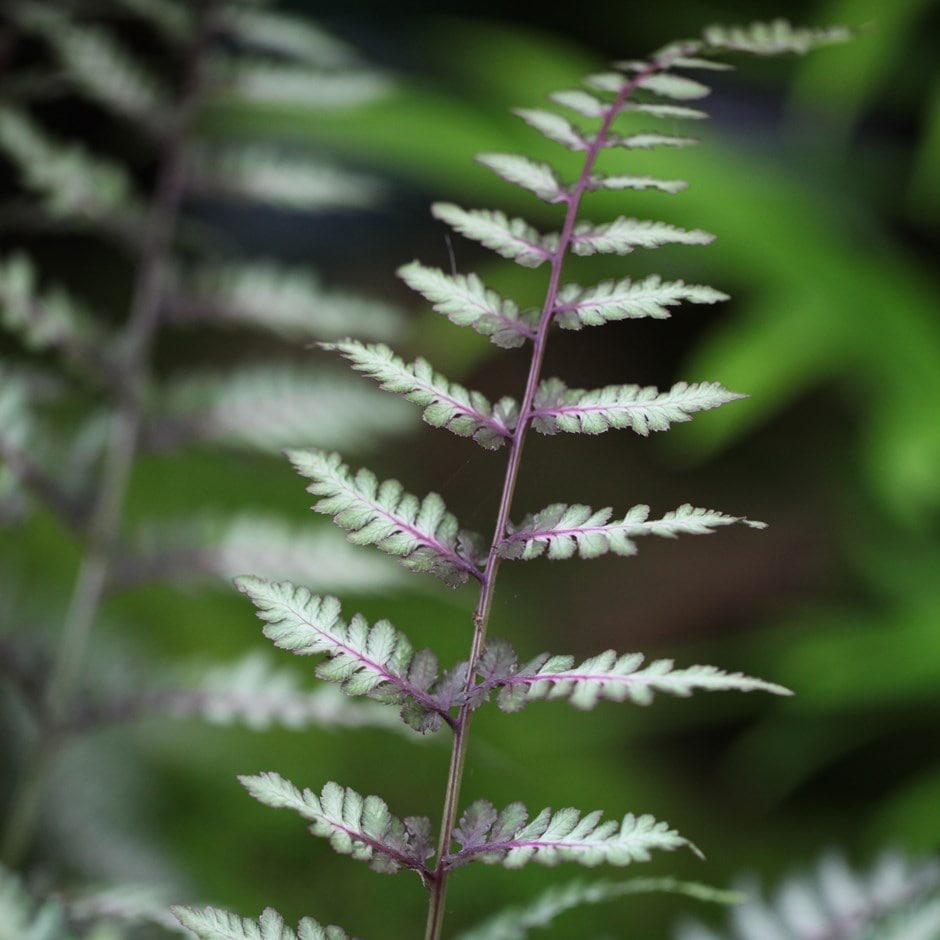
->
left=397, top=262, right=535, bottom=347
left=287, top=450, right=480, bottom=586
left=323, top=340, right=514, bottom=448
left=431, top=204, right=554, bottom=268
left=532, top=379, right=744, bottom=436
left=501, top=502, right=764, bottom=561
left=238, top=773, right=432, bottom=876
left=571, top=218, right=714, bottom=257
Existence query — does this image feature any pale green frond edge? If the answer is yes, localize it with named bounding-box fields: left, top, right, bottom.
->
left=457, top=877, right=742, bottom=940
left=173, top=904, right=357, bottom=940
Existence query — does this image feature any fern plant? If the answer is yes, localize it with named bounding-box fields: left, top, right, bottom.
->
left=0, top=0, right=413, bottom=914
left=676, top=850, right=940, bottom=940
left=172, top=18, right=851, bottom=940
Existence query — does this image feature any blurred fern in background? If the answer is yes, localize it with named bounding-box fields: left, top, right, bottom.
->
left=0, top=0, right=421, bottom=933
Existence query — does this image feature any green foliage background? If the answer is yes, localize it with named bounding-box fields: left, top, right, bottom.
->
left=2, top=0, right=940, bottom=936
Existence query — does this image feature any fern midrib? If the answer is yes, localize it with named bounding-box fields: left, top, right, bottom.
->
left=282, top=603, right=458, bottom=728
left=330, top=472, right=482, bottom=582
left=423, top=51, right=683, bottom=940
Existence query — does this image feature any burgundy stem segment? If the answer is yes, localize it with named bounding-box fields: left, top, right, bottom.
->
left=423, top=52, right=684, bottom=940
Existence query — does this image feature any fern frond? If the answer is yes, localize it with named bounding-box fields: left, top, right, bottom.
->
left=624, top=103, right=709, bottom=120
left=636, top=73, right=712, bottom=101
left=677, top=851, right=940, bottom=940
left=586, top=175, right=687, bottom=195
left=239, top=773, right=433, bottom=876
left=571, top=217, right=713, bottom=256
left=235, top=576, right=452, bottom=729
left=0, top=367, right=33, bottom=464
left=0, top=863, right=65, bottom=940
left=431, top=204, right=554, bottom=268
left=217, top=8, right=361, bottom=68
left=457, top=877, right=741, bottom=940
left=485, top=645, right=790, bottom=712
left=189, top=147, right=381, bottom=212
left=173, top=905, right=358, bottom=940
left=122, top=512, right=405, bottom=592
left=553, top=275, right=728, bottom=328
left=531, top=378, right=743, bottom=436
left=0, top=362, right=88, bottom=526
left=513, top=109, right=587, bottom=151
left=160, top=651, right=406, bottom=733
left=150, top=365, right=412, bottom=454
left=288, top=450, right=482, bottom=586
left=500, top=503, right=765, bottom=561
left=547, top=90, right=607, bottom=118
left=174, top=259, right=404, bottom=341
left=446, top=801, right=693, bottom=870
left=65, top=882, right=189, bottom=934
left=397, top=262, right=536, bottom=348
left=701, top=19, right=854, bottom=56
left=583, top=71, right=640, bottom=92
left=476, top=154, right=565, bottom=203
left=0, top=106, right=136, bottom=225
left=324, top=340, right=515, bottom=449
left=210, top=56, right=387, bottom=108
left=0, top=253, right=99, bottom=358
left=610, top=132, right=699, bottom=150
left=15, top=5, right=169, bottom=128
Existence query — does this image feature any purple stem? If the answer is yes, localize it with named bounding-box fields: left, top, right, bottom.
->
left=422, top=51, right=687, bottom=940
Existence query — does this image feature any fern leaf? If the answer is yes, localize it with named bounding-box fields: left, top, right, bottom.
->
left=0, top=363, right=94, bottom=527
left=175, top=259, right=404, bottom=341
left=587, top=175, right=687, bottom=195
left=150, top=365, right=412, bottom=454
left=702, top=19, right=853, bottom=56
left=0, top=863, right=65, bottom=940
left=397, top=262, right=536, bottom=348
left=287, top=450, right=481, bottom=586
left=457, top=877, right=741, bottom=940
left=554, top=275, right=728, bottom=328
left=476, top=154, right=565, bottom=203
left=122, top=513, right=405, bottom=592
left=239, top=772, right=432, bottom=876
left=63, top=884, right=198, bottom=933
left=513, top=109, right=587, bottom=151
left=548, top=90, right=607, bottom=118
left=0, top=253, right=99, bottom=357
left=447, top=801, right=693, bottom=870
left=489, top=648, right=790, bottom=712
left=235, top=576, right=451, bottom=728
left=500, top=503, right=765, bottom=561
left=324, top=340, right=515, bottom=449
left=15, top=5, right=169, bottom=127
left=624, top=103, right=709, bottom=120
left=189, top=147, right=381, bottom=212
left=583, top=71, right=635, bottom=93
left=431, top=204, right=554, bottom=268
left=173, top=905, right=358, bottom=940
left=677, top=851, right=940, bottom=940
left=159, top=651, right=406, bottom=733
left=211, top=56, right=387, bottom=108
left=0, top=106, right=136, bottom=224
left=571, top=218, right=713, bottom=256
left=636, top=73, right=712, bottom=101
left=531, top=378, right=743, bottom=436
left=611, top=132, right=699, bottom=150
